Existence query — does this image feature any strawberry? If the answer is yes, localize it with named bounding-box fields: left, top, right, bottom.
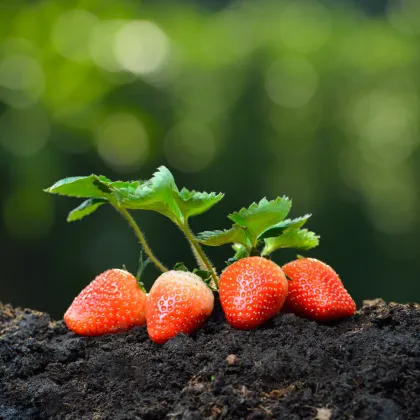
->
left=282, top=258, right=356, bottom=321
left=219, top=256, right=288, bottom=329
left=146, top=270, right=214, bottom=344
left=64, top=269, right=147, bottom=336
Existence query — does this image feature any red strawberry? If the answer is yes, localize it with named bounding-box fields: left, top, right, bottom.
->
left=146, top=270, right=214, bottom=344
left=64, top=269, right=147, bottom=336
left=282, top=258, right=356, bottom=321
left=219, top=256, right=288, bottom=330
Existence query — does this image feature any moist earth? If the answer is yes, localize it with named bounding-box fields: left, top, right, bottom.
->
left=0, top=299, right=419, bottom=420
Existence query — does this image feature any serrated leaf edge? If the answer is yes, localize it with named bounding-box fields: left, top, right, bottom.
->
left=228, top=196, right=292, bottom=222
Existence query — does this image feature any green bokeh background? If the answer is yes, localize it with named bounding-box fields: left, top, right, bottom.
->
left=1, top=0, right=419, bottom=319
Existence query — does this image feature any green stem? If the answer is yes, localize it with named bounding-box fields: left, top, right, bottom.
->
left=190, top=243, right=207, bottom=271
left=114, top=205, right=168, bottom=273
left=135, top=251, right=150, bottom=293
left=183, top=223, right=219, bottom=289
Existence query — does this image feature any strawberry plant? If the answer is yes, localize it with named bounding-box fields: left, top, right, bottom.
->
left=46, top=165, right=355, bottom=341
left=197, top=196, right=319, bottom=261
left=45, top=166, right=223, bottom=283
left=196, top=197, right=320, bottom=328
left=46, top=166, right=222, bottom=339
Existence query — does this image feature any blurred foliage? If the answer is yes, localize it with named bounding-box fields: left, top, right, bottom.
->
left=0, top=0, right=419, bottom=318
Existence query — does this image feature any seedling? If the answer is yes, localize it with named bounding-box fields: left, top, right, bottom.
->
left=45, top=166, right=222, bottom=285
left=197, top=197, right=319, bottom=262
left=46, top=166, right=355, bottom=341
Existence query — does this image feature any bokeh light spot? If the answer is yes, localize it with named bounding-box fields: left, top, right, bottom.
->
left=90, top=20, right=125, bottom=73
left=0, top=54, right=45, bottom=108
left=52, top=10, right=98, bottom=62
left=265, top=56, right=318, bottom=108
left=364, top=170, right=418, bottom=235
left=201, top=10, right=255, bottom=65
left=113, top=20, right=170, bottom=75
left=339, top=26, right=414, bottom=71
left=95, top=113, right=149, bottom=171
left=0, top=107, right=50, bottom=157
left=348, top=90, right=417, bottom=167
left=164, top=122, right=216, bottom=173
left=387, top=0, right=420, bottom=36
left=280, top=0, right=331, bottom=52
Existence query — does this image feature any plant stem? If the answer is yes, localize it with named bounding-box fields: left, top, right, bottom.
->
left=190, top=243, right=208, bottom=271
left=183, top=223, right=219, bottom=289
left=114, top=205, right=168, bottom=273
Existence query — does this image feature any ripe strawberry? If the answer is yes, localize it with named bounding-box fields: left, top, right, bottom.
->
left=282, top=258, right=356, bottom=321
left=146, top=270, right=214, bottom=344
left=64, top=269, right=147, bottom=336
left=219, top=256, right=288, bottom=330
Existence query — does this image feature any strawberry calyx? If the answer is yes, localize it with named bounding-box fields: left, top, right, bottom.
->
left=172, top=262, right=189, bottom=272
left=121, top=254, right=149, bottom=293
left=193, top=269, right=216, bottom=291
left=197, top=197, right=320, bottom=261
left=173, top=262, right=216, bottom=291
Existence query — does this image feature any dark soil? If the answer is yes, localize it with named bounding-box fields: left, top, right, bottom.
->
left=1, top=299, right=419, bottom=420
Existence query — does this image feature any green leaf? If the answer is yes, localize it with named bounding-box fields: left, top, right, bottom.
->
left=117, top=166, right=184, bottom=225
left=45, top=175, right=114, bottom=199
left=225, top=243, right=250, bottom=265
left=197, top=196, right=317, bottom=262
left=117, top=166, right=223, bottom=226
left=47, top=166, right=222, bottom=231
left=258, top=214, right=312, bottom=240
left=192, top=268, right=212, bottom=281
left=174, top=262, right=189, bottom=272
left=197, top=225, right=250, bottom=248
left=67, top=198, right=107, bottom=222
left=175, top=188, right=224, bottom=219
left=262, top=228, right=320, bottom=256
left=110, top=180, right=144, bottom=201
left=193, top=269, right=217, bottom=291
left=228, top=197, right=291, bottom=247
